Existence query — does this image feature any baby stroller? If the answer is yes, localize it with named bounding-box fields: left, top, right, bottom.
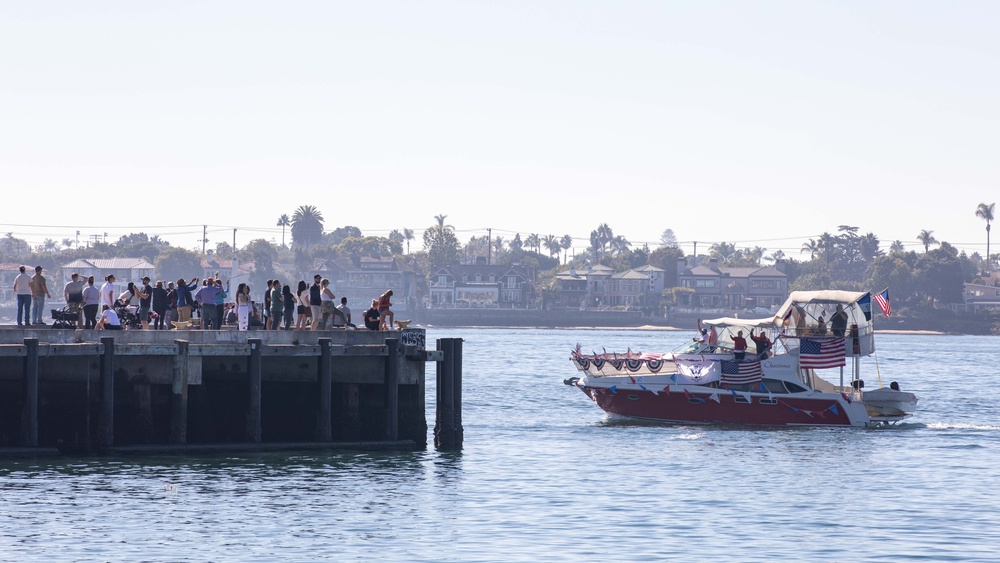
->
left=51, top=306, right=80, bottom=329
left=114, top=304, right=143, bottom=330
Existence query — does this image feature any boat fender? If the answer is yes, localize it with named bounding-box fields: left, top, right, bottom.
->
left=563, top=377, right=580, bottom=386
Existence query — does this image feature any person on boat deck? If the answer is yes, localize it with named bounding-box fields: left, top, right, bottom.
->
left=750, top=328, right=771, bottom=360
left=695, top=319, right=709, bottom=342
left=831, top=304, right=849, bottom=337
left=816, top=314, right=828, bottom=335
left=732, top=330, right=748, bottom=361
left=695, top=319, right=718, bottom=347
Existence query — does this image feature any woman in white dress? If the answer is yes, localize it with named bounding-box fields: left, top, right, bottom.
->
left=236, top=283, right=251, bottom=330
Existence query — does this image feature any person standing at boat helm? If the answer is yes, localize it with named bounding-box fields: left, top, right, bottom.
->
left=831, top=304, right=849, bottom=337
left=732, top=330, right=748, bottom=361
left=750, top=328, right=771, bottom=360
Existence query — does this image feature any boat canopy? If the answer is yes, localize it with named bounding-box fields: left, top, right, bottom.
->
left=775, top=290, right=869, bottom=314
left=701, top=316, right=778, bottom=329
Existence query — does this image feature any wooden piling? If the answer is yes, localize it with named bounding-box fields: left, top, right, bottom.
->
left=99, top=336, right=115, bottom=450
left=22, top=338, right=39, bottom=447
left=316, top=337, right=332, bottom=441
left=247, top=338, right=262, bottom=442
left=385, top=337, right=399, bottom=441
left=435, top=338, right=456, bottom=450
left=453, top=338, right=463, bottom=448
left=170, top=339, right=189, bottom=444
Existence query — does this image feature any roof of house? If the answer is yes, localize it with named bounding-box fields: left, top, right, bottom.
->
left=63, top=258, right=155, bottom=270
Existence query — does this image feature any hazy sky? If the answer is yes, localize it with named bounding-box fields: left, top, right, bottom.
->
left=2, top=1, right=997, bottom=259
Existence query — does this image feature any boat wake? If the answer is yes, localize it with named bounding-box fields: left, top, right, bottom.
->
left=925, top=422, right=1000, bottom=432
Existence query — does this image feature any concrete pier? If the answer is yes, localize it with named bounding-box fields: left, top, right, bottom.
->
left=0, top=328, right=450, bottom=454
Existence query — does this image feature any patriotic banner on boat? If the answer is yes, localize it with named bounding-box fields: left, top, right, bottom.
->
left=720, top=359, right=763, bottom=385
left=673, top=357, right=721, bottom=384
left=799, top=338, right=846, bottom=369
left=874, top=288, right=891, bottom=317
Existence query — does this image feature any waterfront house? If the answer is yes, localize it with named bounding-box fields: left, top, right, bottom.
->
left=428, top=263, right=536, bottom=308
left=675, top=258, right=788, bottom=312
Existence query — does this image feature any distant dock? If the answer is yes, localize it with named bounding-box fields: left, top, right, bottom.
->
left=0, top=328, right=463, bottom=455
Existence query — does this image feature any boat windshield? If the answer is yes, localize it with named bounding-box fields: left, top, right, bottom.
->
left=673, top=340, right=721, bottom=355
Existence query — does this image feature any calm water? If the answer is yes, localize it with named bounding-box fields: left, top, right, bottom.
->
left=1, top=329, right=998, bottom=562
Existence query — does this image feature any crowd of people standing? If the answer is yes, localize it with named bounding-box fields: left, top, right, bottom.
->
left=17, top=268, right=399, bottom=332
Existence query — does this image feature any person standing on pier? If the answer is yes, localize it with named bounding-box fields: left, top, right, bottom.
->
left=269, top=279, right=284, bottom=330
left=136, top=276, right=153, bottom=330
left=295, top=280, right=311, bottom=330
left=213, top=276, right=229, bottom=330
left=64, top=272, right=85, bottom=327
left=151, top=280, right=168, bottom=330
left=13, top=266, right=32, bottom=327
left=100, top=274, right=117, bottom=313
left=378, top=289, right=394, bottom=330
left=175, top=277, right=199, bottom=323
left=82, top=276, right=101, bottom=329
left=282, top=284, right=295, bottom=330
left=30, top=266, right=51, bottom=326
left=235, top=283, right=251, bottom=330
left=309, top=275, right=323, bottom=331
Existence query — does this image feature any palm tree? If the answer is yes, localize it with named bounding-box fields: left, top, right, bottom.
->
left=276, top=214, right=291, bottom=247
left=434, top=214, right=453, bottom=232
left=403, top=228, right=414, bottom=255
left=543, top=235, right=560, bottom=260
left=800, top=239, right=819, bottom=260
left=976, top=203, right=995, bottom=270
left=291, top=205, right=325, bottom=248
left=560, top=235, right=573, bottom=264
left=525, top=234, right=540, bottom=254
left=889, top=240, right=905, bottom=254
left=610, top=235, right=631, bottom=256
left=916, top=229, right=937, bottom=253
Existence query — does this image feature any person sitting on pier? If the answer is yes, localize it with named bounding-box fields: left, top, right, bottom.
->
left=96, top=305, right=122, bottom=330
left=364, top=299, right=381, bottom=331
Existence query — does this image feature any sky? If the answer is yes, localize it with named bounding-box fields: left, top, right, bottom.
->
left=2, top=1, right=997, bottom=260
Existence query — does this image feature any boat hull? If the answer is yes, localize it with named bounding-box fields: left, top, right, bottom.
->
left=578, top=385, right=870, bottom=426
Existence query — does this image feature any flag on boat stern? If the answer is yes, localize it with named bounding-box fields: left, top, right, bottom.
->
left=721, top=359, right=763, bottom=385
left=874, top=289, right=891, bottom=317
left=799, top=338, right=846, bottom=369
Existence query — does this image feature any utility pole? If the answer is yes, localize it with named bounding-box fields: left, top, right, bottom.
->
left=233, top=229, right=237, bottom=255
left=202, top=225, right=208, bottom=255
left=487, top=227, right=492, bottom=265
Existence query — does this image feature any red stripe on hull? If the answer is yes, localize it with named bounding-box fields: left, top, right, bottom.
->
left=581, top=388, right=852, bottom=426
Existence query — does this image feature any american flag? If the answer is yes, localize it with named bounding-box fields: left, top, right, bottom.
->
left=721, top=359, right=763, bottom=385
left=799, top=338, right=846, bottom=369
left=874, top=289, right=891, bottom=317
